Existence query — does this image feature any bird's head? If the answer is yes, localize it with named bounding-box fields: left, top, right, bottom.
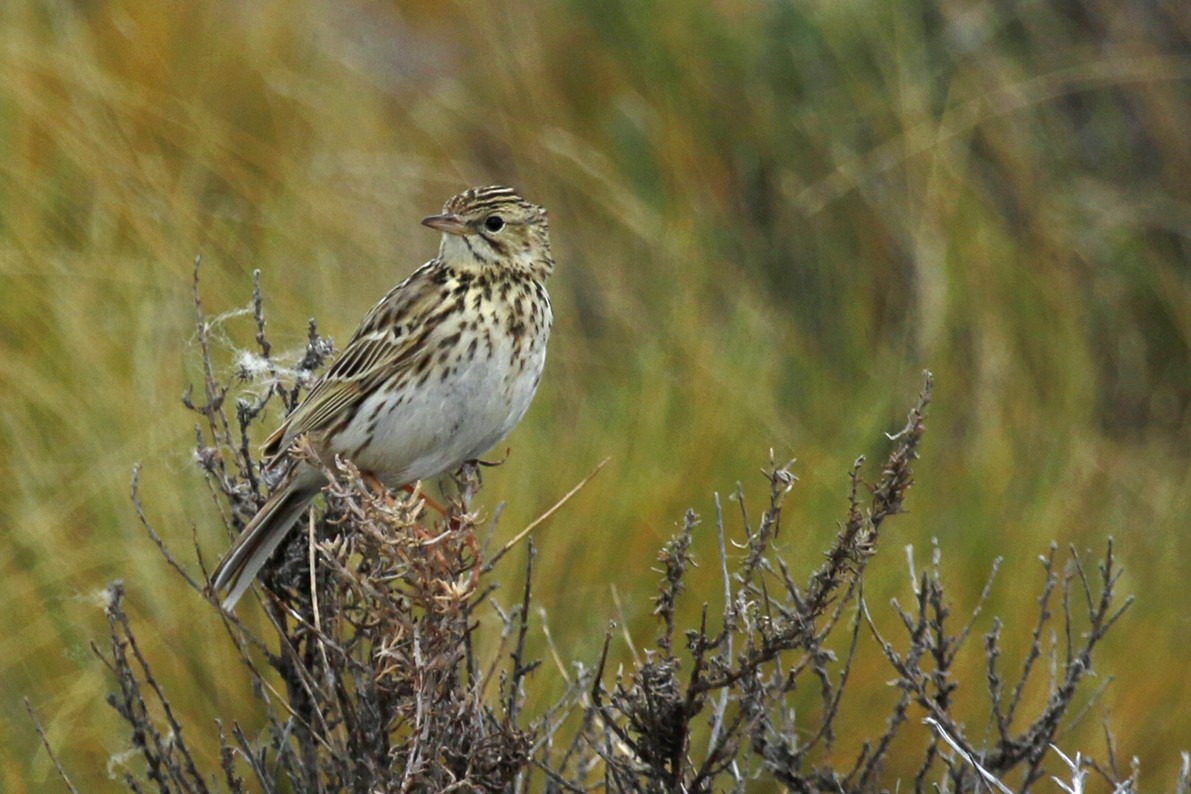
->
left=422, top=186, right=553, bottom=280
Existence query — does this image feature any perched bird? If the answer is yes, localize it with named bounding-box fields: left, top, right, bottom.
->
left=210, top=186, right=554, bottom=610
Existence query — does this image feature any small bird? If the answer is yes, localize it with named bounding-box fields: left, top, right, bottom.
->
left=210, top=186, right=554, bottom=610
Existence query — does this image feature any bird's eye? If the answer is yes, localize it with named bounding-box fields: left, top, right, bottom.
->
left=484, top=215, right=505, bottom=232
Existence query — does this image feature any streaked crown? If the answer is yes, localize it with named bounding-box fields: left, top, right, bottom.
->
left=443, top=185, right=543, bottom=219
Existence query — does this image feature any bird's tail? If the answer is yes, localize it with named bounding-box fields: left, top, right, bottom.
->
left=210, top=482, right=318, bottom=611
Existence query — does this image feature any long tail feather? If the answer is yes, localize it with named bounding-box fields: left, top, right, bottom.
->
left=211, top=484, right=317, bottom=611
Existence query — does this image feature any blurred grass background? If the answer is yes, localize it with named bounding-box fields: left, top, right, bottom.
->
left=1, top=0, right=1188, bottom=789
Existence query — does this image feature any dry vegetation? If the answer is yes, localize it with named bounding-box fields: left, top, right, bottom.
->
left=25, top=275, right=1181, bottom=791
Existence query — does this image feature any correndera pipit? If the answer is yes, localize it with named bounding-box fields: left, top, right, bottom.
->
left=210, top=186, right=554, bottom=610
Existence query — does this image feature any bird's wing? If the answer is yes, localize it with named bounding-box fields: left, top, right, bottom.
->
left=262, top=261, right=447, bottom=464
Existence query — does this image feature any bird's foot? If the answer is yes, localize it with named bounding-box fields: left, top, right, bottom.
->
left=474, top=447, right=510, bottom=468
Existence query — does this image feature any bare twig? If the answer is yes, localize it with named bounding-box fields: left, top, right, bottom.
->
left=24, top=699, right=81, bottom=794
left=485, top=457, right=609, bottom=571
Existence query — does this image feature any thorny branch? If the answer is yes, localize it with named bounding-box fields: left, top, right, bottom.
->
left=32, top=264, right=1169, bottom=794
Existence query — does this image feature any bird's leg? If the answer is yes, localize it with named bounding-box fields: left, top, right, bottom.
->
left=361, top=472, right=447, bottom=515
left=362, top=471, right=400, bottom=509
left=400, top=483, right=448, bottom=516
left=361, top=471, right=386, bottom=496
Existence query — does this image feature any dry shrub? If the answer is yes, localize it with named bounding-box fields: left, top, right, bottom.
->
left=28, top=268, right=1186, bottom=794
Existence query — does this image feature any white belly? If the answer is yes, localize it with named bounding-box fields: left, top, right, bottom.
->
left=330, top=316, right=549, bottom=486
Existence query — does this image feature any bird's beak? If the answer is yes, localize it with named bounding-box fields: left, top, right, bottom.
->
left=421, top=213, right=472, bottom=236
